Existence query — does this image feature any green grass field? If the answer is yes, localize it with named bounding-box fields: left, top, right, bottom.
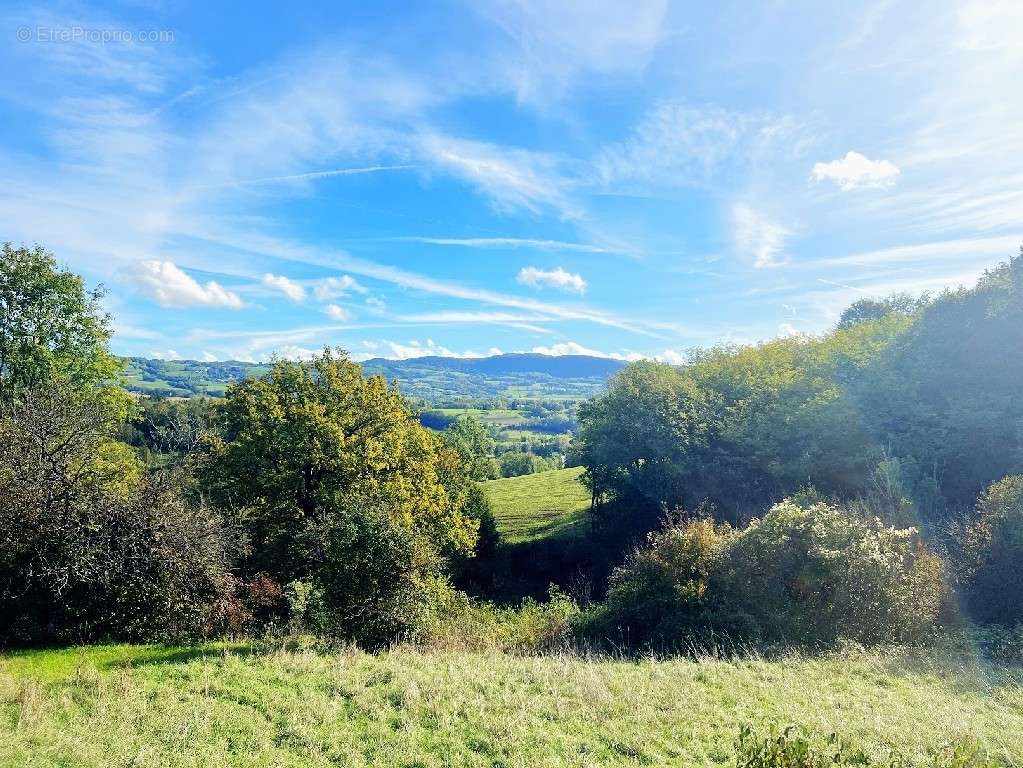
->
left=437, top=408, right=527, bottom=426
left=2, top=643, right=1021, bottom=767
left=484, top=467, right=590, bottom=543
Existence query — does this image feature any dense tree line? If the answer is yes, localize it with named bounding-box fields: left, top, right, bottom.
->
left=0, top=244, right=493, bottom=646
left=579, top=255, right=1022, bottom=526
left=576, top=253, right=1023, bottom=638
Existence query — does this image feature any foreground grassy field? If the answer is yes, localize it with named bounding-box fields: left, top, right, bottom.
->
left=484, top=467, right=590, bottom=543
left=2, top=644, right=1021, bottom=767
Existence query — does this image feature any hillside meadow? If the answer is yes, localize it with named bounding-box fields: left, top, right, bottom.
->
left=2, top=643, right=1022, bottom=767
left=484, top=466, right=590, bottom=543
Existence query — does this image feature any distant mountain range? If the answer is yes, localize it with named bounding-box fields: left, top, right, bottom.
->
left=123, top=353, right=627, bottom=401
left=360, top=353, right=626, bottom=379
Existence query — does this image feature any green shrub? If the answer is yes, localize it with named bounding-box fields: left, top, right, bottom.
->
left=721, top=499, right=948, bottom=645
left=925, top=624, right=1023, bottom=667
left=962, top=476, right=1023, bottom=625
left=283, top=579, right=324, bottom=635
left=581, top=517, right=733, bottom=648
left=500, top=451, right=552, bottom=477
left=311, top=502, right=451, bottom=648
left=735, top=726, right=871, bottom=768
left=425, top=588, right=580, bottom=654
left=0, top=385, right=233, bottom=645
left=582, top=499, right=949, bottom=650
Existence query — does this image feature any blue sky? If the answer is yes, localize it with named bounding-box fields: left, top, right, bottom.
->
left=2, top=1, right=1021, bottom=362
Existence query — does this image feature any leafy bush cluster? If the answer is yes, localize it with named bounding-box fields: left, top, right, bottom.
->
left=0, top=245, right=490, bottom=647
left=735, top=726, right=1004, bottom=768
left=582, top=498, right=949, bottom=648
left=499, top=450, right=564, bottom=477
left=0, top=387, right=233, bottom=643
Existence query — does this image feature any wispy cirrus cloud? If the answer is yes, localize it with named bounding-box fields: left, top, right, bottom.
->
left=812, top=234, right=1023, bottom=268
left=595, top=103, right=801, bottom=190
left=732, top=204, right=791, bottom=269
left=393, top=310, right=557, bottom=335
left=418, top=134, right=578, bottom=218
left=393, top=236, right=624, bottom=254
left=477, top=0, right=668, bottom=104
left=200, top=165, right=416, bottom=190
left=184, top=226, right=663, bottom=337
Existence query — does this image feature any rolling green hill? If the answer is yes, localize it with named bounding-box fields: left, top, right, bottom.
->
left=122, top=358, right=268, bottom=397
left=121, top=353, right=623, bottom=402
left=484, top=466, right=590, bottom=543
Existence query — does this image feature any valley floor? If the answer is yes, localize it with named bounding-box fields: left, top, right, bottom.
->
left=2, top=644, right=1022, bottom=766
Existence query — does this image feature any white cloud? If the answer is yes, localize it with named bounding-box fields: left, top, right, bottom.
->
left=732, top=204, right=791, bottom=268
left=274, top=345, right=320, bottom=361
left=149, top=349, right=181, bottom=360
left=653, top=349, right=687, bottom=365
left=779, top=323, right=801, bottom=337
left=314, top=275, right=368, bottom=300
left=811, top=151, right=900, bottom=190
left=324, top=304, right=352, bottom=321
left=380, top=338, right=483, bottom=360
left=394, top=310, right=556, bottom=334
left=531, top=341, right=639, bottom=360
left=11, top=8, right=175, bottom=93
left=516, top=266, right=587, bottom=293
left=147, top=226, right=662, bottom=337
left=262, top=273, right=307, bottom=302
left=201, top=351, right=218, bottom=362
left=529, top=343, right=696, bottom=364
left=365, top=296, right=387, bottom=312
left=129, top=261, right=243, bottom=309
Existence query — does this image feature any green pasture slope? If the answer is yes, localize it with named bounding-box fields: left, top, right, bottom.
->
left=2, top=643, right=1021, bottom=766
left=429, top=407, right=526, bottom=427
left=484, top=466, right=590, bottom=543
